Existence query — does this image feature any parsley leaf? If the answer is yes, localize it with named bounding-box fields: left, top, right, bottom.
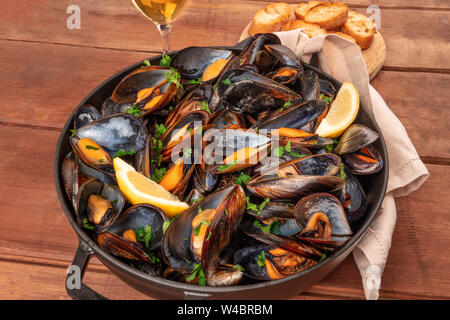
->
left=222, top=78, right=232, bottom=86
left=235, top=172, right=251, bottom=185
left=319, top=253, right=327, bottom=262
left=257, top=251, right=266, bottom=267
left=325, top=144, right=333, bottom=152
left=253, top=220, right=271, bottom=233
left=217, top=160, right=237, bottom=172
left=340, top=164, right=347, bottom=180
left=112, top=149, right=136, bottom=158
left=82, top=218, right=94, bottom=230
left=142, top=59, right=151, bottom=67
left=150, top=167, right=167, bottom=183
left=233, top=264, right=245, bottom=272
left=246, top=197, right=270, bottom=215
left=165, top=67, right=182, bottom=89
left=188, top=78, right=203, bottom=85
left=206, top=231, right=212, bottom=241
left=70, top=129, right=77, bottom=137
left=285, top=141, right=291, bottom=152
left=125, top=104, right=143, bottom=117
left=200, top=100, right=211, bottom=115
left=186, top=263, right=206, bottom=286
left=289, top=152, right=307, bottom=158
left=283, top=100, right=292, bottom=107
left=159, top=54, right=171, bottom=67
left=85, top=145, right=99, bottom=150
left=135, top=225, right=152, bottom=249
left=192, top=196, right=204, bottom=204
left=320, top=93, right=333, bottom=105
left=272, top=146, right=285, bottom=158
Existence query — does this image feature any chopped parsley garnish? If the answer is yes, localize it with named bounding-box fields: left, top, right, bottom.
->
left=320, top=93, right=333, bottom=105
left=206, top=231, right=212, bottom=241
left=82, top=218, right=94, bottom=230
left=319, top=253, right=327, bottom=262
left=188, top=78, right=203, bottom=85
left=192, top=196, right=204, bottom=204
left=98, top=158, right=104, bottom=163
left=193, top=224, right=202, bottom=236
left=217, top=160, right=237, bottom=172
left=333, top=139, right=339, bottom=144
left=212, top=81, right=219, bottom=93
left=272, top=146, right=285, bottom=158
left=125, top=104, right=143, bottom=117
left=225, top=209, right=229, bottom=216
left=197, top=205, right=203, bottom=214
left=289, top=152, right=307, bottom=158
left=70, top=129, right=77, bottom=137
left=159, top=54, right=171, bottom=67
left=246, top=197, right=270, bottom=215
left=253, top=220, right=281, bottom=234
left=235, top=172, right=251, bottom=185
left=283, top=100, right=292, bottom=107
left=200, top=100, right=211, bottom=114
left=111, top=199, right=118, bottom=204
left=155, top=123, right=167, bottom=139
left=150, top=167, right=167, bottom=183
left=233, top=264, right=245, bottom=272
left=85, top=145, right=99, bottom=150
left=142, top=59, right=151, bottom=67
left=340, top=164, right=347, bottom=180
left=135, top=225, right=152, bottom=249
left=163, top=215, right=179, bottom=234
left=285, top=141, right=291, bottom=152
left=165, top=67, right=182, bottom=89
left=257, top=251, right=266, bottom=267
left=168, top=105, right=174, bottom=112
left=113, top=149, right=136, bottom=158
left=325, top=144, right=333, bottom=152
left=279, top=107, right=284, bottom=112
left=148, top=253, right=160, bottom=264
left=186, top=263, right=206, bottom=286
left=222, top=78, right=233, bottom=86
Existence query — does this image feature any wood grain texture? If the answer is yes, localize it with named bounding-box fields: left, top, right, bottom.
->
left=0, top=125, right=448, bottom=299
left=1, top=40, right=448, bottom=160
left=245, top=0, right=450, bottom=9
left=0, top=1, right=448, bottom=70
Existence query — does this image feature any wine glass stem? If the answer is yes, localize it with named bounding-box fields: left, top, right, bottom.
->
left=157, top=24, right=172, bottom=54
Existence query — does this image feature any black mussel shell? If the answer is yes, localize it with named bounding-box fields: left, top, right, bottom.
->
left=74, top=104, right=101, bottom=129
left=342, top=144, right=383, bottom=175
left=335, top=124, right=379, bottom=155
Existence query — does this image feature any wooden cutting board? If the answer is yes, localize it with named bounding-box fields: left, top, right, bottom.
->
left=239, top=7, right=386, bottom=81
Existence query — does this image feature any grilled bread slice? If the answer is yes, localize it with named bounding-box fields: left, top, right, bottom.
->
left=249, top=2, right=291, bottom=35
left=282, top=19, right=327, bottom=38
left=294, top=1, right=322, bottom=20
left=341, top=10, right=376, bottom=49
left=305, top=2, right=348, bottom=30
left=329, top=31, right=357, bottom=45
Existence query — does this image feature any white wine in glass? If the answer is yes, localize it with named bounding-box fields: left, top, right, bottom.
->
left=132, top=0, right=191, bottom=53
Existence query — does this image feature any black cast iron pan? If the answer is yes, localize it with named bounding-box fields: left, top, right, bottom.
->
left=54, top=42, right=388, bottom=300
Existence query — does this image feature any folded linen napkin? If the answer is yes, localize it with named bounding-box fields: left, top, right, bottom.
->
left=274, top=29, right=429, bottom=299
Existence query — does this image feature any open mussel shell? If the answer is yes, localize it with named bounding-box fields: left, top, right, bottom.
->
left=253, top=99, right=326, bottom=131
left=209, top=109, right=246, bottom=129
left=276, top=153, right=342, bottom=177
left=107, top=204, right=168, bottom=250
left=222, top=76, right=301, bottom=116
left=76, top=178, right=125, bottom=232
left=294, top=193, right=352, bottom=239
left=172, top=47, right=234, bottom=81
left=247, top=174, right=345, bottom=200
left=70, top=136, right=114, bottom=176
left=319, top=79, right=336, bottom=98
left=162, top=185, right=246, bottom=276
left=100, top=97, right=133, bottom=117
left=239, top=33, right=281, bottom=74
left=335, top=124, right=379, bottom=155
left=343, top=171, right=367, bottom=222
left=206, top=265, right=243, bottom=287
left=234, top=245, right=274, bottom=281
left=342, top=144, right=383, bottom=175
left=74, top=104, right=101, bottom=129
left=76, top=113, right=148, bottom=154
left=268, top=67, right=300, bottom=87
left=247, top=201, right=294, bottom=220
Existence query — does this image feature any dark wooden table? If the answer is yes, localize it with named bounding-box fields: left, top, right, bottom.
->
left=0, top=0, right=449, bottom=299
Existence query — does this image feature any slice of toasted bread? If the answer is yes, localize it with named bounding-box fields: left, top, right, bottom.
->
left=329, top=31, right=357, bottom=45
left=294, top=1, right=322, bottom=20
left=305, top=2, right=348, bottom=30
left=341, top=10, right=376, bottom=49
left=249, top=3, right=291, bottom=35
left=282, top=20, right=327, bottom=38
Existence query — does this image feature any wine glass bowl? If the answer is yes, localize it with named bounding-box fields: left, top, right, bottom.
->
left=132, top=0, right=191, bottom=53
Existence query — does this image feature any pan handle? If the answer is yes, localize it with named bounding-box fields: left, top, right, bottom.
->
left=65, top=240, right=108, bottom=300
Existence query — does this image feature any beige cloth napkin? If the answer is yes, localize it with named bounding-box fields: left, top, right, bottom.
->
left=273, top=29, right=430, bottom=299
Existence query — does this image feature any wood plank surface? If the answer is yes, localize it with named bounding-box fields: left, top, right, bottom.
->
left=1, top=40, right=449, bottom=160
left=0, top=125, right=448, bottom=299
left=0, top=1, right=449, bottom=70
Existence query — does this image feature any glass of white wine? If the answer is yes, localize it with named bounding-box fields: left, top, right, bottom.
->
left=132, top=0, right=191, bottom=53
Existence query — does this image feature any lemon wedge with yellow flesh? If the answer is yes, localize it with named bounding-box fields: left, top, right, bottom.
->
left=113, top=158, right=188, bottom=218
left=315, top=82, right=360, bottom=138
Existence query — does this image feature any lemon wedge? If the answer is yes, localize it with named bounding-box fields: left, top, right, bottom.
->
left=315, top=82, right=360, bottom=138
left=113, top=158, right=188, bottom=218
